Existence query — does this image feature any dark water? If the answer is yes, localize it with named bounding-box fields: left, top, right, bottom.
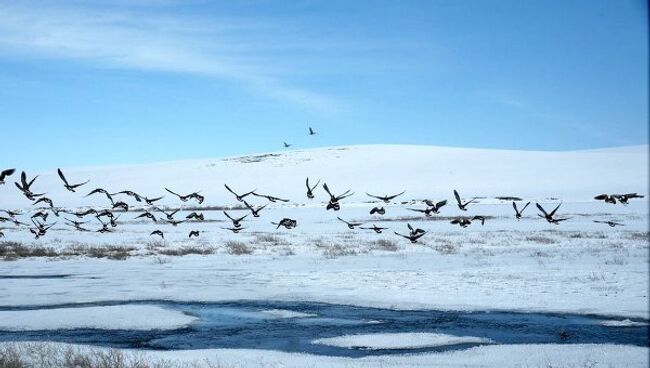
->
left=0, top=300, right=647, bottom=357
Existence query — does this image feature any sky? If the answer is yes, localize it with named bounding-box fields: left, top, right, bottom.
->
left=0, top=0, right=647, bottom=170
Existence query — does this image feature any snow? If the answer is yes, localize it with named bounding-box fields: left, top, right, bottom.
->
left=312, top=332, right=493, bottom=349
left=0, top=305, right=197, bottom=331
left=599, top=319, right=648, bottom=327
left=260, top=309, right=317, bottom=318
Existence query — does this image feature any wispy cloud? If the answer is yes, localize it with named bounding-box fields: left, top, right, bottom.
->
left=0, top=2, right=339, bottom=111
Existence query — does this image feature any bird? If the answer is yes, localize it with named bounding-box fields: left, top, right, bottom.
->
left=69, top=209, right=97, bottom=218
left=155, top=208, right=179, bottom=221
left=613, top=193, right=644, bottom=204
left=283, top=142, right=292, bottom=148
left=150, top=230, right=164, bottom=239
left=243, top=201, right=268, bottom=217
left=29, top=219, right=55, bottom=239
left=224, top=184, right=256, bottom=202
left=95, top=210, right=114, bottom=219
left=135, top=211, right=157, bottom=222
left=222, top=227, right=246, bottom=233
left=112, top=201, right=129, bottom=212
left=407, top=207, right=436, bottom=217
left=369, top=207, right=386, bottom=215
left=536, top=202, right=569, bottom=224
left=0, top=209, right=21, bottom=218
left=472, top=215, right=486, bottom=226
left=33, top=197, right=55, bottom=209
left=15, top=171, right=46, bottom=200
left=593, top=220, right=624, bottom=227
left=86, top=188, right=113, bottom=203
left=111, top=190, right=143, bottom=202
left=188, top=230, right=200, bottom=238
left=272, top=218, right=297, bottom=229
left=185, top=212, right=205, bottom=221
left=450, top=216, right=485, bottom=228
left=109, top=215, right=120, bottom=228
left=337, top=217, right=363, bottom=229
left=323, top=183, right=354, bottom=211
left=165, top=219, right=185, bottom=227
left=306, top=178, right=320, bottom=199
left=366, top=191, right=405, bottom=203
left=143, top=196, right=164, bottom=205
left=252, top=192, right=290, bottom=203
left=422, top=199, right=447, bottom=214
left=309, top=127, right=316, bottom=135
left=57, top=169, right=89, bottom=192
left=594, top=194, right=617, bottom=204
left=165, top=188, right=204, bottom=204
left=31, top=211, right=49, bottom=222
left=223, top=211, right=248, bottom=228
left=360, top=224, right=388, bottom=234
left=394, top=231, right=426, bottom=243
left=64, top=218, right=90, bottom=232
left=0, top=216, right=25, bottom=226
left=0, top=168, right=15, bottom=185
left=513, top=201, right=531, bottom=220
left=407, top=223, right=426, bottom=236
left=96, top=222, right=113, bottom=233
left=453, top=190, right=476, bottom=211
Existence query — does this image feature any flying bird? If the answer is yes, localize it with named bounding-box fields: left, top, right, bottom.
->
left=243, top=201, right=268, bottom=217
left=57, top=169, right=89, bottom=192
left=536, top=202, right=569, bottom=224
left=422, top=199, right=447, bottom=214
left=283, top=142, right=292, bottom=148
left=613, top=193, right=644, bottom=204
left=271, top=218, right=297, bottom=229
left=337, top=217, right=363, bottom=229
left=224, top=184, right=256, bottom=202
left=513, top=201, right=531, bottom=220
left=165, top=188, right=204, bottom=204
left=252, top=192, right=290, bottom=203
left=0, top=168, right=15, bottom=185
left=306, top=178, right=320, bottom=199
left=111, top=190, right=143, bottom=202
left=222, top=227, right=246, bottom=233
left=69, top=209, right=97, bottom=218
left=369, top=207, right=386, bottom=215
left=112, top=201, right=129, bottom=212
left=33, top=197, right=55, bottom=209
left=323, top=183, right=354, bottom=211
left=450, top=216, right=485, bottom=228
left=150, top=230, right=164, bottom=239
left=366, top=191, right=405, bottom=203
left=86, top=188, right=113, bottom=203
left=155, top=208, right=179, bottom=221
left=309, top=127, right=316, bottom=135
left=593, top=220, right=624, bottom=227
left=0, top=209, right=21, bottom=218
left=360, top=224, right=388, bottom=234
left=394, top=231, right=426, bottom=243
left=453, top=190, right=476, bottom=211
left=594, top=194, right=617, bottom=204
left=188, top=230, right=200, bottom=238
left=223, top=211, right=248, bottom=228
left=143, top=196, right=164, bottom=205
left=15, top=171, right=46, bottom=200
left=135, top=211, right=157, bottom=222
left=185, top=212, right=205, bottom=221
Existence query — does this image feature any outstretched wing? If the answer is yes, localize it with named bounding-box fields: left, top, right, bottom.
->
left=549, top=202, right=562, bottom=217
left=594, top=194, right=608, bottom=200
left=366, top=193, right=382, bottom=200
left=387, top=191, right=405, bottom=200
left=453, top=190, right=462, bottom=206
left=57, top=169, right=69, bottom=186
left=535, top=203, right=548, bottom=217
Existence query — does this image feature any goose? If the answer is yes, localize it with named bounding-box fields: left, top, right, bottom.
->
left=360, top=224, right=388, bottom=234
left=536, top=203, right=569, bottom=224
left=165, top=219, right=185, bottom=227
left=135, top=211, right=157, bottom=222
left=222, top=227, right=246, bottom=233
left=337, top=217, right=363, bottom=229
left=323, top=183, right=354, bottom=211
left=188, top=230, right=200, bottom=238
left=394, top=231, right=425, bottom=243
left=0, top=209, right=21, bottom=218
left=57, top=169, right=89, bottom=192
left=33, top=197, right=55, bottom=209
left=95, top=210, right=114, bottom=219
left=185, top=212, right=205, bottom=221
left=86, top=188, right=113, bottom=203
left=155, top=207, right=179, bottom=221
left=407, top=223, right=426, bottom=236
left=593, top=220, right=624, bottom=227
left=407, top=207, right=435, bottom=217
left=109, top=215, right=120, bottom=228
left=111, top=190, right=143, bottom=202
left=594, top=194, right=617, bottom=204
left=165, top=188, right=204, bottom=204
left=0, top=168, right=15, bottom=185
left=283, top=142, right=292, bottom=148
left=150, top=230, right=164, bottom=239
left=112, top=201, right=129, bottom=212
left=252, top=192, right=290, bottom=203
left=15, top=171, right=46, bottom=200
left=271, top=218, right=297, bottom=229
left=366, top=191, right=405, bottom=203
left=309, top=127, right=316, bottom=135
left=69, top=209, right=97, bottom=218
left=613, top=193, right=644, bottom=204
left=306, top=177, right=320, bottom=199
left=243, top=200, right=268, bottom=217
left=31, top=211, right=49, bottom=222
left=224, top=184, right=256, bottom=202
left=143, top=196, right=164, bottom=205
left=64, top=219, right=90, bottom=232
left=450, top=217, right=471, bottom=228
left=223, top=211, right=248, bottom=228
left=369, top=207, right=385, bottom=215
left=422, top=199, right=447, bottom=214
left=453, top=190, right=476, bottom=211
left=513, top=201, right=531, bottom=220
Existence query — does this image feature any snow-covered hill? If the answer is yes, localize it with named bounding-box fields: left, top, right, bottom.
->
left=1, top=144, right=647, bottom=209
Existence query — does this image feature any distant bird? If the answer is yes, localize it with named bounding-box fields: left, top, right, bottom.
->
left=472, top=215, right=486, bottom=226
left=33, top=197, right=55, bottom=209
left=243, top=200, right=268, bottom=217
left=29, top=218, right=55, bottom=239
left=453, top=190, right=476, bottom=211
left=15, top=171, right=46, bottom=200
left=450, top=216, right=485, bottom=228
left=360, top=224, right=388, bottom=234
left=0, top=216, right=26, bottom=227
left=95, top=210, right=114, bottom=219
left=0, top=168, right=15, bottom=185
left=224, top=184, right=256, bottom=202
left=613, top=193, right=644, bottom=204
left=165, top=188, right=204, bottom=204
left=64, top=218, right=90, bottom=232
left=31, top=211, right=49, bottom=222
left=309, top=127, right=316, bottom=135
left=185, top=212, right=205, bottom=221
left=69, top=209, right=97, bottom=218
left=165, top=219, right=185, bottom=227
left=593, top=220, right=624, bottom=228
left=111, top=190, right=143, bottom=202
left=366, top=191, right=405, bottom=203
left=369, top=207, right=385, bottom=215
left=143, top=196, right=164, bottom=205
left=188, top=230, right=200, bottom=238
left=306, top=178, right=320, bottom=199
left=337, top=217, right=363, bottom=229
left=0, top=209, right=21, bottom=218
left=109, top=215, right=120, bottom=228
left=407, top=207, right=435, bottom=217
left=57, top=169, right=89, bottom=192
left=283, top=142, right=292, bottom=148
left=86, top=188, right=113, bottom=203
left=223, top=211, right=248, bottom=228
left=513, top=201, right=531, bottom=220
left=112, top=201, right=129, bottom=212
left=155, top=208, right=179, bottom=221
left=536, top=202, right=569, bottom=224
left=594, top=194, right=617, bottom=204
left=150, top=230, right=164, bottom=239
left=96, top=222, right=113, bottom=233
left=323, top=183, right=354, bottom=211
left=272, top=218, right=297, bottom=229
left=422, top=199, right=447, bottom=214
left=407, top=223, right=426, bottom=236
left=394, top=231, right=425, bottom=243
left=495, top=196, right=523, bottom=201
left=135, top=211, right=157, bottom=222
left=222, top=227, right=246, bottom=233
left=252, top=192, right=290, bottom=203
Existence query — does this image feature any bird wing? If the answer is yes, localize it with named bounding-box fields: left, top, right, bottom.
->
left=57, top=169, right=69, bottom=186
left=521, top=202, right=530, bottom=212
left=535, top=203, right=548, bottom=217
left=223, top=211, right=234, bottom=221
left=549, top=202, right=562, bottom=217
left=366, top=193, right=382, bottom=200
left=453, top=190, right=462, bottom=205
left=0, top=168, right=15, bottom=180
left=336, top=217, right=350, bottom=225
left=512, top=201, right=519, bottom=214
left=407, top=223, right=414, bottom=231
left=387, top=191, right=406, bottom=200
left=323, top=183, right=333, bottom=198
left=394, top=232, right=408, bottom=239
left=436, top=200, right=447, bottom=209
left=594, top=194, right=608, bottom=200
left=165, top=188, right=181, bottom=197
left=224, top=184, right=237, bottom=196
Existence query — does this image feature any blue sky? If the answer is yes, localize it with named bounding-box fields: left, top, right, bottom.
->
left=0, top=0, right=647, bottom=169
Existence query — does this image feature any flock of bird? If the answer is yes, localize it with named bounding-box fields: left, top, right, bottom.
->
left=0, top=165, right=644, bottom=244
